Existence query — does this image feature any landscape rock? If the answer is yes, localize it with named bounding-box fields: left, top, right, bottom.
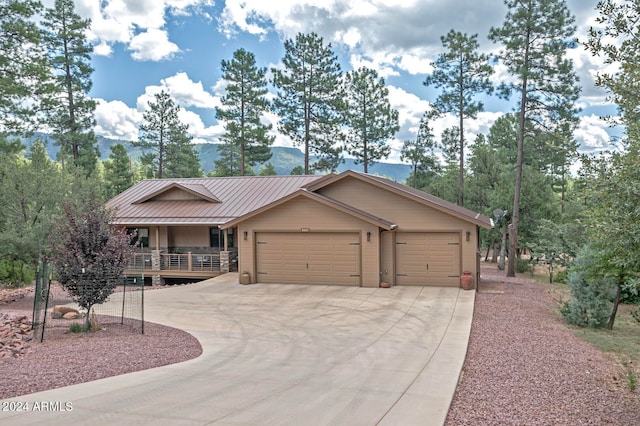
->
left=0, top=313, right=33, bottom=359
left=62, top=312, right=79, bottom=320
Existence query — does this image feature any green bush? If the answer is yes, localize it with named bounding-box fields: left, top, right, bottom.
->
left=515, top=257, right=531, bottom=274
left=69, top=323, right=84, bottom=333
left=560, top=249, right=616, bottom=328
left=553, top=269, right=568, bottom=283
left=0, top=260, right=35, bottom=287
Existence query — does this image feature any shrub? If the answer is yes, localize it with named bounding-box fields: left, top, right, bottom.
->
left=515, top=257, right=531, bottom=274
left=560, top=249, right=616, bottom=328
left=69, top=323, right=83, bottom=333
left=553, top=269, right=568, bottom=284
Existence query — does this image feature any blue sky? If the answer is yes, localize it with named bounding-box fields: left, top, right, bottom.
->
left=44, top=0, right=619, bottom=163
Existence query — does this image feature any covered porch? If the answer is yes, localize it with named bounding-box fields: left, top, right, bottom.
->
left=125, top=225, right=238, bottom=285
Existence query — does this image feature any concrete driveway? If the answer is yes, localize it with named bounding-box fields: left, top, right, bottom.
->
left=1, top=273, right=474, bottom=426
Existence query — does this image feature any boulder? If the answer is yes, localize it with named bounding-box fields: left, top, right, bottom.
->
left=62, top=312, right=79, bottom=320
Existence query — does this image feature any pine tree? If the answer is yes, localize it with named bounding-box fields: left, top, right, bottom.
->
left=489, top=0, right=580, bottom=277
left=134, top=91, right=198, bottom=179
left=0, top=0, right=50, bottom=133
left=343, top=67, right=399, bottom=173
left=424, top=30, right=494, bottom=206
left=216, top=48, right=274, bottom=176
left=400, top=114, right=440, bottom=188
left=104, top=144, right=134, bottom=198
left=272, top=32, right=344, bottom=174
left=41, top=0, right=99, bottom=175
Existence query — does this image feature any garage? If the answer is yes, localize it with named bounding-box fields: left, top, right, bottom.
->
left=255, top=232, right=361, bottom=286
left=396, top=232, right=461, bottom=286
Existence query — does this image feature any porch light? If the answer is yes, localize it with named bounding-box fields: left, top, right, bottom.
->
left=367, top=231, right=371, bottom=242
left=466, top=231, right=471, bottom=242
left=243, top=231, right=248, bottom=240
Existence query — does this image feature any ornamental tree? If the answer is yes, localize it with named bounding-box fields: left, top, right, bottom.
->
left=48, top=197, right=135, bottom=330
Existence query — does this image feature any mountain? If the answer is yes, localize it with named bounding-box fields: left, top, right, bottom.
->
left=19, top=133, right=412, bottom=182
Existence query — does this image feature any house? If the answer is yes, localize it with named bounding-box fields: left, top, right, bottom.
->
left=107, top=170, right=492, bottom=288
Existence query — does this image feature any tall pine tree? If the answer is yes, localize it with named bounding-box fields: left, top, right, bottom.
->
left=343, top=67, right=399, bottom=174
left=42, top=0, right=99, bottom=175
left=0, top=0, right=50, bottom=133
left=216, top=48, right=273, bottom=176
left=424, top=30, right=494, bottom=206
left=103, top=144, right=134, bottom=198
left=272, top=32, right=344, bottom=174
left=134, top=91, right=199, bottom=179
left=489, top=0, right=580, bottom=277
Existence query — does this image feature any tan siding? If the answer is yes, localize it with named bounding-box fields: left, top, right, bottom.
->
left=237, top=197, right=380, bottom=287
left=319, top=177, right=480, bottom=287
left=317, top=176, right=467, bottom=230
left=168, top=226, right=209, bottom=248
left=153, top=188, right=204, bottom=201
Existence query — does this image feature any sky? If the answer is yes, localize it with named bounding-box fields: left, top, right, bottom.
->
left=41, top=0, right=620, bottom=164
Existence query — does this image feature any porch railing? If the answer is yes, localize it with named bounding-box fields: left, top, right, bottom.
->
left=127, top=252, right=221, bottom=273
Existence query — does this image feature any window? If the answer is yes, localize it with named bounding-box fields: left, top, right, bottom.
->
left=210, top=227, right=220, bottom=249
left=127, top=228, right=149, bottom=248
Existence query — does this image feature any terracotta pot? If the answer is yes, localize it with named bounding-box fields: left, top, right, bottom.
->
left=460, top=270, right=474, bottom=290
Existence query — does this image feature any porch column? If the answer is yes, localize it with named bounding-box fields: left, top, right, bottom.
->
left=151, top=249, right=162, bottom=286
left=220, top=251, right=230, bottom=273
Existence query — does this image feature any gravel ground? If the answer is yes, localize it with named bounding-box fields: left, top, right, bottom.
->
left=0, top=286, right=202, bottom=400
left=446, top=265, right=640, bottom=425
left=2, top=271, right=639, bottom=424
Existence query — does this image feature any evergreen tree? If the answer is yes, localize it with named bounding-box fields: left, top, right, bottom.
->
left=41, top=0, right=99, bottom=175
left=258, top=162, right=277, bottom=176
left=104, top=144, right=134, bottom=199
left=134, top=91, right=197, bottom=179
left=581, top=0, right=640, bottom=329
left=216, top=48, right=274, bottom=176
left=489, top=0, right=580, bottom=277
left=586, top=0, right=640, bottom=140
left=0, top=141, right=68, bottom=275
left=213, top=142, right=241, bottom=176
left=0, top=0, right=50, bottom=133
left=343, top=67, right=399, bottom=173
left=272, top=32, right=344, bottom=174
left=164, top=136, right=202, bottom=178
left=424, top=30, right=494, bottom=206
left=400, top=115, right=440, bottom=188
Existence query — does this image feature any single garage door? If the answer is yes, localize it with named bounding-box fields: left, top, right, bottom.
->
left=256, top=232, right=361, bottom=285
left=396, top=232, right=461, bottom=286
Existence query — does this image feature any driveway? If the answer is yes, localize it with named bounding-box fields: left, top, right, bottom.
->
left=1, top=273, right=474, bottom=426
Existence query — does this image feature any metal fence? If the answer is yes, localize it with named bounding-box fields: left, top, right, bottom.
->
left=32, top=261, right=145, bottom=342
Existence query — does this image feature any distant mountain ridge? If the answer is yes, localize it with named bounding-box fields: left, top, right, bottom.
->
left=20, top=133, right=412, bottom=182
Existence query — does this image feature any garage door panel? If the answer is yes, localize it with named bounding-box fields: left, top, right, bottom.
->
left=396, top=232, right=460, bottom=286
left=256, top=232, right=361, bottom=286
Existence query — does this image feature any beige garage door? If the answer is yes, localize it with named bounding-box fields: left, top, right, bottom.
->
left=396, top=232, right=461, bottom=286
left=256, top=232, right=361, bottom=285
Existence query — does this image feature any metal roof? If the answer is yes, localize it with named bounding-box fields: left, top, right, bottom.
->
left=106, top=175, right=324, bottom=225
left=107, top=171, right=493, bottom=229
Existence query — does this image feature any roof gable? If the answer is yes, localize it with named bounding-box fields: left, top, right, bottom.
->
left=132, top=182, right=220, bottom=204
left=221, top=189, right=396, bottom=230
left=306, top=170, right=493, bottom=229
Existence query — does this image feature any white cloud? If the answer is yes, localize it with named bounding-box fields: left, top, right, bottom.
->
left=136, top=72, right=220, bottom=110
left=574, top=114, right=617, bottom=152
left=129, top=28, right=180, bottom=61
left=178, top=109, right=223, bottom=140
left=94, top=99, right=142, bottom=141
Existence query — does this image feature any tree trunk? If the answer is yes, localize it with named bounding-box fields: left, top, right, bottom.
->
left=507, top=28, right=531, bottom=278
left=607, top=277, right=623, bottom=330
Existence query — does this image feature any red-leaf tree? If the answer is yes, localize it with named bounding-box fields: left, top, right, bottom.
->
left=48, top=197, right=135, bottom=330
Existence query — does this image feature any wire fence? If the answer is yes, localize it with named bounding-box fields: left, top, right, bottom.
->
left=32, top=262, right=145, bottom=342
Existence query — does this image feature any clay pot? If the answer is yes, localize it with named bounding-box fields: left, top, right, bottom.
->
left=461, top=270, right=474, bottom=290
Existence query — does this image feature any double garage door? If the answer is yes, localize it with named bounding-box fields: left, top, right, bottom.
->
left=396, top=232, right=461, bottom=287
left=256, top=232, right=361, bottom=286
